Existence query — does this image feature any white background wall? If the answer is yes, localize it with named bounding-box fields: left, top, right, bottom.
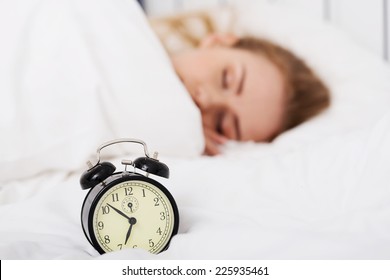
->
left=143, top=0, right=390, bottom=62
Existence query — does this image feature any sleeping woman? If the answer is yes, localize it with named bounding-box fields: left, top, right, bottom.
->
left=152, top=12, right=331, bottom=155
left=0, top=0, right=330, bottom=183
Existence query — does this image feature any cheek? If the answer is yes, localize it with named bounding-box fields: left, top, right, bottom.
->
left=189, top=55, right=222, bottom=85
left=175, top=53, right=203, bottom=83
left=192, top=64, right=217, bottom=85
left=241, top=102, right=285, bottom=141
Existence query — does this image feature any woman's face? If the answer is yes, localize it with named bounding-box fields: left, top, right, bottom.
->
left=172, top=36, right=286, bottom=155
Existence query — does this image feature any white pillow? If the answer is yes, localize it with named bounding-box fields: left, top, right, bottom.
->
left=0, top=0, right=204, bottom=182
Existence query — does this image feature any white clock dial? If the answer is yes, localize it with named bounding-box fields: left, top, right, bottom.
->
left=92, top=180, right=175, bottom=254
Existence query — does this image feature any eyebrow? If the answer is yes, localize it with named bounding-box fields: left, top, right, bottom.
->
left=237, top=64, right=246, bottom=95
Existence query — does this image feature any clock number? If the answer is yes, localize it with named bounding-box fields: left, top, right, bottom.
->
left=102, top=205, right=110, bottom=215
left=98, top=221, right=104, bottom=230
left=142, top=189, right=146, bottom=197
left=111, top=193, right=119, bottom=202
left=125, top=187, right=133, bottom=196
left=133, top=245, right=137, bottom=248
left=148, top=239, right=155, bottom=248
left=156, top=227, right=162, bottom=235
left=104, top=235, right=110, bottom=244
left=117, top=244, right=123, bottom=250
left=154, top=197, right=160, bottom=206
left=160, top=212, right=166, bottom=220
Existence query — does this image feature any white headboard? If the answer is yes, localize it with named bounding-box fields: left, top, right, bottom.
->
left=142, top=0, right=390, bottom=62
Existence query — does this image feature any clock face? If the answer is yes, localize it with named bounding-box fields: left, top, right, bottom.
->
left=90, top=179, right=177, bottom=254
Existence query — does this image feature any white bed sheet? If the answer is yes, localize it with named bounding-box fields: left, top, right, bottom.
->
left=0, top=0, right=204, bottom=183
left=1, top=110, right=390, bottom=259
left=1, top=0, right=390, bottom=260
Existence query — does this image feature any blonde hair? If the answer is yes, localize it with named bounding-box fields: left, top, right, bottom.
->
left=150, top=11, right=330, bottom=134
left=150, top=11, right=218, bottom=53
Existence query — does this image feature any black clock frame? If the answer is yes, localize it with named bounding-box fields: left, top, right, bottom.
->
left=81, top=172, right=179, bottom=255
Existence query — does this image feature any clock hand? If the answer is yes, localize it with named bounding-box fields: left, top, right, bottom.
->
left=107, top=203, right=131, bottom=221
left=124, top=217, right=137, bottom=245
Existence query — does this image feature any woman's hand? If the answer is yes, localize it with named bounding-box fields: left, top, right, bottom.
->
left=203, top=127, right=227, bottom=156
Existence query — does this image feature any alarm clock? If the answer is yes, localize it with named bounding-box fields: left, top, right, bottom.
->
left=80, top=138, right=179, bottom=254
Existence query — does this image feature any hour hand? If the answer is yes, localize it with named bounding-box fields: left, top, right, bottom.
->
left=107, top=203, right=130, bottom=220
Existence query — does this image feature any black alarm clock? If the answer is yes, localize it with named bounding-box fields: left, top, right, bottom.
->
left=80, top=138, right=179, bottom=254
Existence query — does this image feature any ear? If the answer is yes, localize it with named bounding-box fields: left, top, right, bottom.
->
left=200, top=33, right=239, bottom=49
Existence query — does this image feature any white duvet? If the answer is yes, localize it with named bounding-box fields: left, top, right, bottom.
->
left=1, top=0, right=390, bottom=259
left=0, top=0, right=204, bottom=183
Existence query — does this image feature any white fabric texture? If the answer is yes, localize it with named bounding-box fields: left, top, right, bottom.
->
left=0, top=0, right=204, bottom=182
left=0, top=0, right=390, bottom=259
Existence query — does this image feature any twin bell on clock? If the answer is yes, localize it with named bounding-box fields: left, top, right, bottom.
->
left=80, top=138, right=179, bottom=255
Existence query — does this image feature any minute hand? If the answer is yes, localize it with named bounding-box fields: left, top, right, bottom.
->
left=107, top=203, right=131, bottom=221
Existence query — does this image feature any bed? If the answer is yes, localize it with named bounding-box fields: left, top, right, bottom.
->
left=1, top=0, right=390, bottom=260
